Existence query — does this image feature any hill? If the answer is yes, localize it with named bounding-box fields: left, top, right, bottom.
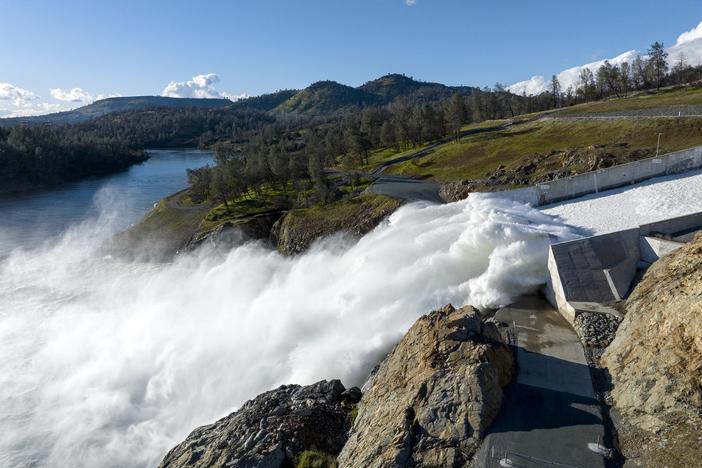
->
left=0, top=96, right=233, bottom=126
left=276, top=74, right=478, bottom=115
left=359, top=73, right=475, bottom=102
left=0, top=74, right=483, bottom=127
left=275, top=80, right=381, bottom=114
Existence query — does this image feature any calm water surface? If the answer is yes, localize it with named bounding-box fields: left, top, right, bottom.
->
left=0, top=149, right=212, bottom=255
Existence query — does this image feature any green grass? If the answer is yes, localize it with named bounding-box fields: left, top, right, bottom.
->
left=200, top=181, right=301, bottom=231
left=293, top=450, right=338, bottom=468
left=290, top=193, right=399, bottom=224
left=558, top=84, right=702, bottom=115
left=385, top=117, right=702, bottom=182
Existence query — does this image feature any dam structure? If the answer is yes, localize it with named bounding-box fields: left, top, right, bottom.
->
left=489, top=143, right=702, bottom=323
left=543, top=211, right=702, bottom=323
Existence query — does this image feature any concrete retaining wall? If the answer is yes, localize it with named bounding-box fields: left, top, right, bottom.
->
left=544, top=210, right=702, bottom=323
left=493, top=145, right=702, bottom=207
left=545, top=229, right=640, bottom=323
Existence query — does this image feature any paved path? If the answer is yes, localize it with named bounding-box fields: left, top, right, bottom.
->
left=476, top=296, right=608, bottom=468
left=371, top=122, right=511, bottom=175
left=363, top=122, right=512, bottom=203
left=365, top=174, right=442, bottom=203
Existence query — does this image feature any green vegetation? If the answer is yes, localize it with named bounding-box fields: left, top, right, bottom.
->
left=0, top=125, right=146, bottom=192
left=199, top=182, right=301, bottom=231
left=285, top=193, right=399, bottom=225
left=112, top=190, right=211, bottom=256
left=293, top=449, right=338, bottom=468
left=349, top=406, right=358, bottom=424
left=558, top=84, right=702, bottom=115
left=386, top=117, right=702, bottom=182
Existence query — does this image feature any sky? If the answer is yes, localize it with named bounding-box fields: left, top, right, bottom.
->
left=1, top=0, right=702, bottom=116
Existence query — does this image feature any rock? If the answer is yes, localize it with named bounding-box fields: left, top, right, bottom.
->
left=573, top=311, right=622, bottom=349
left=338, top=304, right=514, bottom=468
left=158, top=379, right=358, bottom=468
left=186, top=212, right=281, bottom=252
left=438, top=181, right=475, bottom=202
left=271, top=194, right=400, bottom=255
left=601, top=233, right=702, bottom=465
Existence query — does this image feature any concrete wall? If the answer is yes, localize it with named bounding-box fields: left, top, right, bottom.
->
left=544, top=229, right=640, bottom=323
left=639, top=211, right=702, bottom=239
left=493, top=145, right=702, bottom=207
left=640, top=237, right=684, bottom=264
left=544, top=210, right=702, bottom=323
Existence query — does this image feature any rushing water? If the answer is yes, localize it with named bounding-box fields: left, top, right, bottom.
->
left=0, top=149, right=213, bottom=256
left=0, top=148, right=579, bottom=467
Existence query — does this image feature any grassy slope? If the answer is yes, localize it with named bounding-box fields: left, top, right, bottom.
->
left=113, top=190, right=211, bottom=255
left=386, top=117, right=702, bottom=182
left=557, top=85, right=702, bottom=115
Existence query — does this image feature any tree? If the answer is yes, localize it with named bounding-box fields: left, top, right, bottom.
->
left=446, top=93, right=466, bottom=142
left=632, top=54, right=648, bottom=90
left=550, top=75, right=561, bottom=107
left=380, top=120, right=398, bottom=150
left=647, top=41, right=668, bottom=90
left=619, top=62, right=631, bottom=96
left=187, top=166, right=212, bottom=202
left=672, top=53, right=688, bottom=85
left=577, top=68, right=596, bottom=101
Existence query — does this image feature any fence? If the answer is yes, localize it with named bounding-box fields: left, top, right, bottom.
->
left=490, top=145, right=702, bottom=207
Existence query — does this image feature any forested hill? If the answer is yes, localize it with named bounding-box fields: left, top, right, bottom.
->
left=0, top=74, right=480, bottom=127
left=0, top=125, right=147, bottom=192
left=0, top=96, right=233, bottom=127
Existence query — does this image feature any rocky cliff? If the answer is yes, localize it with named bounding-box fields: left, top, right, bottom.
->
left=271, top=194, right=400, bottom=255
left=338, top=305, right=514, bottom=468
left=159, top=304, right=513, bottom=468
left=602, top=234, right=702, bottom=466
left=159, top=380, right=361, bottom=468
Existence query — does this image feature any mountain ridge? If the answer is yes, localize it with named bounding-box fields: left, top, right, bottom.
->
left=1, top=74, right=480, bottom=126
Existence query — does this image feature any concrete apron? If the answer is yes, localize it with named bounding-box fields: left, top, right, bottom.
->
left=477, top=296, right=608, bottom=468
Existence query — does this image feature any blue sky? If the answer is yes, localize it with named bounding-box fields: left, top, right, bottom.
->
left=1, top=0, right=702, bottom=116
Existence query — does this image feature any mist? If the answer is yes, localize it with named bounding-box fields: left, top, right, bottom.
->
left=0, top=193, right=578, bottom=467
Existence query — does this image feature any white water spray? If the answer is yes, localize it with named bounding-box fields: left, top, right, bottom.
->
left=0, top=194, right=577, bottom=467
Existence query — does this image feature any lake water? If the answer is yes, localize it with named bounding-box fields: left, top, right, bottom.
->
left=0, top=148, right=213, bottom=256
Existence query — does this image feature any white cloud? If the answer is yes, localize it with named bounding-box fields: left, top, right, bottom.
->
left=50, top=87, right=93, bottom=103
left=95, top=93, right=122, bottom=101
left=508, top=50, right=638, bottom=95
left=161, top=73, right=236, bottom=99
left=506, top=75, right=548, bottom=96
left=0, top=102, right=64, bottom=118
left=509, top=20, right=702, bottom=96
left=0, top=82, right=37, bottom=107
left=405, top=0, right=417, bottom=5
left=676, top=20, right=702, bottom=45
left=0, top=83, right=124, bottom=118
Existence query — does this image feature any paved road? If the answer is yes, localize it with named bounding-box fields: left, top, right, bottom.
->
left=476, top=296, right=608, bottom=468
left=544, top=105, right=702, bottom=120
left=371, top=122, right=511, bottom=175
left=365, top=174, right=442, bottom=203
left=363, top=122, right=512, bottom=203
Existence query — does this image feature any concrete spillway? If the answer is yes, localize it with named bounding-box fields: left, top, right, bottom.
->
left=539, top=172, right=702, bottom=322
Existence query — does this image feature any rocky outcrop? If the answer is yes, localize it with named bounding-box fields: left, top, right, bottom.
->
left=271, top=194, right=400, bottom=255
left=159, top=380, right=360, bottom=468
left=602, top=234, right=702, bottom=466
left=338, top=305, right=514, bottom=468
left=185, top=212, right=281, bottom=252
left=438, top=181, right=475, bottom=202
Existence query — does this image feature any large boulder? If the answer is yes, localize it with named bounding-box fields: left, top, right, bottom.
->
left=338, top=304, right=514, bottom=468
left=602, top=234, right=702, bottom=466
left=159, top=380, right=360, bottom=468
